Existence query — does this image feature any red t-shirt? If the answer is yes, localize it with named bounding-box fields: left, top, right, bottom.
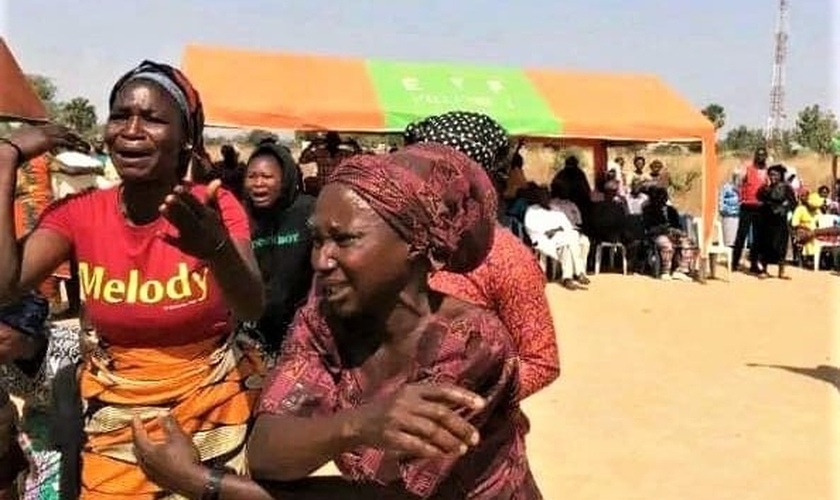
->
left=37, top=185, right=250, bottom=347
left=739, top=164, right=768, bottom=206
left=428, top=226, right=560, bottom=401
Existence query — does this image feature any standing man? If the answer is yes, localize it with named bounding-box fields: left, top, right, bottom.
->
left=731, top=146, right=769, bottom=273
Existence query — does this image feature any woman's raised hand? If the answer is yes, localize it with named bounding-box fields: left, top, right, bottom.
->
left=158, top=180, right=229, bottom=260
left=353, top=383, right=486, bottom=459
left=3, top=124, right=89, bottom=165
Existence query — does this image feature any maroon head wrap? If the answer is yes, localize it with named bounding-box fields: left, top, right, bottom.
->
left=328, top=143, right=497, bottom=273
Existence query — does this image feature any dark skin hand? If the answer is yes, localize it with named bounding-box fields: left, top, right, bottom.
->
left=155, top=179, right=264, bottom=320
left=352, top=382, right=484, bottom=457
left=132, top=413, right=456, bottom=500
left=248, top=382, right=484, bottom=482
left=133, top=415, right=280, bottom=500
left=3, top=124, right=90, bottom=162
left=158, top=180, right=229, bottom=259
left=132, top=415, right=422, bottom=500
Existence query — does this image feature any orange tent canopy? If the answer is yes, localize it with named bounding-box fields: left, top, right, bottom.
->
left=526, top=69, right=718, bottom=249
left=181, top=45, right=717, bottom=253
left=0, top=38, right=48, bottom=122
left=526, top=69, right=715, bottom=141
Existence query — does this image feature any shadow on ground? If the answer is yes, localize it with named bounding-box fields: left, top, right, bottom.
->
left=746, top=363, right=840, bottom=393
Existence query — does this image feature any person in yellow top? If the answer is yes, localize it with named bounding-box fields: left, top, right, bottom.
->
left=791, top=193, right=824, bottom=256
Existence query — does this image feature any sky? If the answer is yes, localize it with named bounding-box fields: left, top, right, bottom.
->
left=1, top=0, right=837, bottom=133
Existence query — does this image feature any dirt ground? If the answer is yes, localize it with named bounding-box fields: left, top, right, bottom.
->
left=523, top=267, right=838, bottom=500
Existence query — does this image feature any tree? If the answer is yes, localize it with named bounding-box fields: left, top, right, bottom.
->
left=722, top=126, right=765, bottom=152
left=701, top=103, right=726, bottom=131
left=26, top=74, right=62, bottom=119
left=58, top=97, right=98, bottom=137
left=794, top=104, right=838, bottom=154
left=26, top=74, right=57, bottom=103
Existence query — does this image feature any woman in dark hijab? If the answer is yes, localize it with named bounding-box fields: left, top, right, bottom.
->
left=241, top=139, right=315, bottom=354
left=756, top=164, right=797, bottom=279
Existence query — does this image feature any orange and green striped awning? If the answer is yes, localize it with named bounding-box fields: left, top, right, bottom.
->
left=181, top=44, right=713, bottom=143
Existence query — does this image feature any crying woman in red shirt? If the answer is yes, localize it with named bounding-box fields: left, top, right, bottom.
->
left=0, top=61, right=265, bottom=499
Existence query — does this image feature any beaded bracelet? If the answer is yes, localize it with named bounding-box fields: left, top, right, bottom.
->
left=0, top=138, right=23, bottom=166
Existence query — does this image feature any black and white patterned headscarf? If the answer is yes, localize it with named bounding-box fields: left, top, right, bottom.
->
left=404, top=111, right=510, bottom=177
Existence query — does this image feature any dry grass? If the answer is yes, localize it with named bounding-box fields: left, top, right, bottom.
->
left=208, top=143, right=835, bottom=216
left=518, top=146, right=834, bottom=215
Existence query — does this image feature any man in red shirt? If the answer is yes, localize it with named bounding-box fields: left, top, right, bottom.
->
left=732, top=146, right=769, bottom=273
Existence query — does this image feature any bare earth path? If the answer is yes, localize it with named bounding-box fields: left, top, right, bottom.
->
left=524, top=268, right=838, bottom=500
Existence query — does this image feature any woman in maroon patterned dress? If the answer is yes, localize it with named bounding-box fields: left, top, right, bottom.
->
left=130, top=143, right=542, bottom=500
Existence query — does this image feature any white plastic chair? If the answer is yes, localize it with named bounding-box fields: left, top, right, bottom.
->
left=594, top=242, right=627, bottom=275
left=706, top=218, right=733, bottom=281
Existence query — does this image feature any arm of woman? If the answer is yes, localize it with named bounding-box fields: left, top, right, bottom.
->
left=490, top=231, right=559, bottom=400
left=207, top=237, right=264, bottom=321
left=133, top=414, right=425, bottom=500
left=0, top=147, right=73, bottom=304
left=245, top=304, right=351, bottom=480
left=206, top=187, right=263, bottom=320
left=248, top=304, right=482, bottom=484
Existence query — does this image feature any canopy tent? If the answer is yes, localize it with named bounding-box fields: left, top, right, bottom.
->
left=0, top=38, right=48, bottom=122
left=181, top=44, right=718, bottom=254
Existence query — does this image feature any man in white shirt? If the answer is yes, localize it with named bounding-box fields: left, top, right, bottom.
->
left=524, top=186, right=590, bottom=290
left=625, top=178, right=649, bottom=215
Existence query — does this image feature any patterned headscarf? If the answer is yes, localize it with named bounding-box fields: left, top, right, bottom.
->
left=109, top=60, right=211, bottom=178
left=404, top=111, right=510, bottom=178
left=328, top=143, right=497, bottom=273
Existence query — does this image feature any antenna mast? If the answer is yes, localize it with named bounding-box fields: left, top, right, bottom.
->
left=765, top=0, right=789, bottom=151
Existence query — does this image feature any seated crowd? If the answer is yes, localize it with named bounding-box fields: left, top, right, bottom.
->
left=502, top=153, right=701, bottom=288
